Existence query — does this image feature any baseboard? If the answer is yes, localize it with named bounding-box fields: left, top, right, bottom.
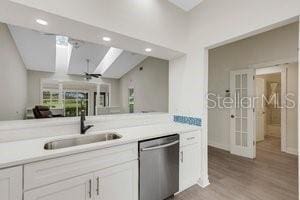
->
left=286, top=147, right=298, bottom=155
left=208, top=141, right=229, bottom=151
left=197, top=177, right=210, bottom=188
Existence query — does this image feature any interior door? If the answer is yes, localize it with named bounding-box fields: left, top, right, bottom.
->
left=230, top=69, right=255, bottom=159
left=256, top=78, right=265, bottom=142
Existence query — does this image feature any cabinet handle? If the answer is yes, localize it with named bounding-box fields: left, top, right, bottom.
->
left=88, top=179, right=92, bottom=198
left=96, top=177, right=100, bottom=196
left=180, top=151, right=183, bottom=163
left=187, top=137, right=195, bottom=140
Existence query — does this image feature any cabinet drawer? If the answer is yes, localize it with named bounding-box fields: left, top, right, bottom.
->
left=24, top=143, right=138, bottom=190
left=24, top=173, right=94, bottom=200
left=180, top=131, right=200, bottom=147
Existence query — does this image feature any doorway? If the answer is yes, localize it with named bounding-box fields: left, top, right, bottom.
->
left=93, top=92, right=107, bottom=115
left=256, top=72, right=282, bottom=152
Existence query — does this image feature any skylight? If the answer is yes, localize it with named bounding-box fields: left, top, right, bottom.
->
left=56, top=36, right=69, bottom=47
left=55, top=36, right=72, bottom=73
left=94, top=47, right=123, bottom=74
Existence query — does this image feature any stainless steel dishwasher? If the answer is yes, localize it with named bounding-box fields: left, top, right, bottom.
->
left=139, top=134, right=179, bottom=200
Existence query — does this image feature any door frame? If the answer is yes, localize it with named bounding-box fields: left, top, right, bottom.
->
left=255, top=77, right=266, bottom=142
left=255, top=64, right=289, bottom=152
left=204, top=17, right=299, bottom=188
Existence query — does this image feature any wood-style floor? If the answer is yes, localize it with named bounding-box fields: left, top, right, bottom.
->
left=173, top=136, right=298, bottom=200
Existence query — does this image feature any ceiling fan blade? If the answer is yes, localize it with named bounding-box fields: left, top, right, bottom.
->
left=90, top=74, right=101, bottom=78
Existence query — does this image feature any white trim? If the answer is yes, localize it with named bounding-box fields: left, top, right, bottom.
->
left=208, top=141, right=229, bottom=151
left=250, top=57, right=298, bottom=70
left=286, top=147, right=298, bottom=155
left=281, top=66, right=287, bottom=152
left=201, top=48, right=210, bottom=188
left=197, top=177, right=210, bottom=188
left=256, top=66, right=283, bottom=75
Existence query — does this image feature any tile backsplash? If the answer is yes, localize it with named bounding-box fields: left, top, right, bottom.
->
left=173, top=115, right=201, bottom=126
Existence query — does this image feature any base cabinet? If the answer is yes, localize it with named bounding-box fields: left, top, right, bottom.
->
left=24, top=174, right=94, bottom=200
left=180, top=144, right=201, bottom=191
left=179, top=131, right=201, bottom=192
left=0, top=166, right=22, bottom=200
left=24, top=160, right=138, bottom=200
left=94, top=161, right=138, bottom=200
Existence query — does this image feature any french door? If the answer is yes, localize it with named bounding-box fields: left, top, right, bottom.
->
left=230, top=69, right=255, bottom=159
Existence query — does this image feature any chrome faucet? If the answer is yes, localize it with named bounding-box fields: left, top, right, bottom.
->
left=80, top=110, right=94, bottom=134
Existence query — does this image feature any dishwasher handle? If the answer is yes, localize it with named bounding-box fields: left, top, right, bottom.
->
left=140, top=140, right=179, bottom=151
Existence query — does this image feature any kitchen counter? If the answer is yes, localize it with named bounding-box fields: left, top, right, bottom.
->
left=0, top=122, right=200, bottom=169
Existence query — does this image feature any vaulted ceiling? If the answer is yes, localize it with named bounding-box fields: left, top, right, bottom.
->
left=8, top=24, right=147, bottom=79
left=8, top=25, right=57, bottom=72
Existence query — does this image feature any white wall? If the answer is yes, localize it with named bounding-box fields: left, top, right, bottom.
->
left=119, top=57, right=169, bottom=113
left=0, top=22, right=27, bottom=120
left=208, top=23, right=298, bottom=150
left=27, top=70, right=120, bottom=110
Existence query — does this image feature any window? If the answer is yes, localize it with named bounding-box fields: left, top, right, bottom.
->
left=42, top=90, right=61, bottom=108
left=128, top=88, right=134, bottom=113
left=42, top=89, right=89, bottom=117
left=64, top=91, right=88, bottom=117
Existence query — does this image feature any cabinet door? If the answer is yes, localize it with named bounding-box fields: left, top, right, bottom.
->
left=94, top=160, right=138, bottom=200
left=0, top=166, right=22, bottom=200
left=180, top=144, right=201, bottom=191
left=24, top=173, right=94, bottom=200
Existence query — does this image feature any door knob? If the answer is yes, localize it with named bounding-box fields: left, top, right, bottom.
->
left=231, top=115, right=235, bottom=118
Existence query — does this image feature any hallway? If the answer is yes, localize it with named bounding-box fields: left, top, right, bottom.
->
left=173, top=137, right=298, bottom=200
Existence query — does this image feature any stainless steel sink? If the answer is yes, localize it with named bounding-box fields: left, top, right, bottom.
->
left=44, top=133, right=122, bottom=150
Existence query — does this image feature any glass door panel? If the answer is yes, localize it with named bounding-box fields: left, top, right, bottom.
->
left=230, top=69, right=255, bottom=158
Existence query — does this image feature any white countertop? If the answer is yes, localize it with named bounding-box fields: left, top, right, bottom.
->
left=0, top=122, right=200, bottom=169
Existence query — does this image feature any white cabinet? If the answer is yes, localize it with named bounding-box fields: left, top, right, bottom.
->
left=0, top=166, right=22, bottom=200
left=24, top=143, right=137, bottom=190
left=24, top=160, right=138, bottom=200
left=179, top=131, right=201, bottom=192
left=24, top=173, right=94, bottom=200
left=94, top=160, right=138, bottom=200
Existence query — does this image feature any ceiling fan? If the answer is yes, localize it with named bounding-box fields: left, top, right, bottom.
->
left=83, top=59, right=102, bottom=80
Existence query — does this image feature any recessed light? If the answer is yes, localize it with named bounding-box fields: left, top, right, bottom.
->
left=102, top=37, right=111, bottom=42
left=36, top=19, right=48, bottom=26
left=145, top=48, right=152, bottom=52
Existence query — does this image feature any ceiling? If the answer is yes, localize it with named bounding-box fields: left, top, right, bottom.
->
left=8, top=24, right=148, bottom=79
left=68, top=41, right=110, bottom=75
left=168, top=0, right=203, bottom=11
left=1, top=0, right=185, bottom=61
left=8, top=25, right=56, bottom=72
left=102, top=51, right=147, bottom=79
